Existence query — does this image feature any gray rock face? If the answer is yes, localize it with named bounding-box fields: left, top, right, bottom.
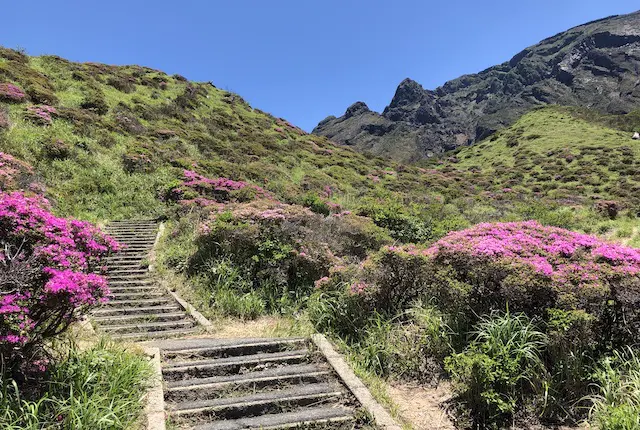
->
left=313, top=11, right=640, bottom=162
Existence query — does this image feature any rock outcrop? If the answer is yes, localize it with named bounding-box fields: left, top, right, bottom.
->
left=313, top=11, right=640, bottom=161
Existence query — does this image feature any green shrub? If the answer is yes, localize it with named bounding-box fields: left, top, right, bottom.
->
left=588, top=348, right=640, bottom=430
left=80, top=88, right=108, bottom=115
left=0, top=340, right=152, bottom=429
left=445, top=311, right=547, bottom=428
left=356, top=198, right=432, bottom=243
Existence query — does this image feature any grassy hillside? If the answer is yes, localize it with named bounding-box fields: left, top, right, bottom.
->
left=439, top=106, right=640, bottom=209
left=0, top=47, right=420, bottom=221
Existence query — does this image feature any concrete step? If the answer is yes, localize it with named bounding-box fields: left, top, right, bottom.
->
left=169, top=382, right=344, bottom=422
left=93, top=304, right=182, bottom=317
left=108, top=279, right=153, bottom=286
left=111, top=326, right=199, bottom=340
left=93, top=312, right=188, bottom=324
left=110, top=291, right=166, bottom=301
left=163, top=350, right=310, bottom=382
left=107, top=268, right=148, bottom=275
left=103, top=297, right=176, bottom=308
left=109, top=285, right=159, bottom=293
left=165, top=364, right=331, bottom=402
left=101, top=319, right=196, bottom=334
left=192, top=406, right=354, bottom=430
left=107, top=273, right=149, bottom=281
left=162, top=338, right=308, bottom=363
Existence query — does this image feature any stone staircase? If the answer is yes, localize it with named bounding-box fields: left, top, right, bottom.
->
left=92, top=220, right=199, bottom=340
left=156, top=337, right=363, bottom=430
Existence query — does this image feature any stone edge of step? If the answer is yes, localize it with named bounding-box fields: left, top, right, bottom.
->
left=142, top=347, right=167, bottom=430
left=312, top=333, right=402, bottom=430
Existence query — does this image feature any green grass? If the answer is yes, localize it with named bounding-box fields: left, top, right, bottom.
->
left=0, top=339, right=153, bottom=429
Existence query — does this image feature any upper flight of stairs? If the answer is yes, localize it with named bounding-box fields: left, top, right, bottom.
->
left=92, top=220, right=200, bottom=340
left=157, top=337, right=367, bottom=430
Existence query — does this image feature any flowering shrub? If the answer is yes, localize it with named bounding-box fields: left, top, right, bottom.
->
left=359, top=221, right=640, bottom=345
left=0, top=152, right=36, bottom=191
left=25, top=104, right=56, bottom=125
left=0, top=83, right=26, bottom=102
left=0, top=192, right=119, bottom=370
left=168, top=170, right=274, bottom=207
left=185, top=199, right=389, bottom=311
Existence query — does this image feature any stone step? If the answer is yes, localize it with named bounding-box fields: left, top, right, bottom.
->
left=163, top=350, right=310, bottom=382
left=103, top=297, right=176, bottom=308
left=165, top=364, right=331, bottom=402
left=101, top=319, right=196, bottom=334
left=107, top=268, right=148, bottom=274
left=107, top=273, right=149, bottom=281
left=93, top=312, right=188, bottom=324
left=111, top=326, right=199, bottom=340
left=110, top=291, right=166, bottom=301
left=162, top=338, right=308, bottom=363
left=108, top=279, right=153, bottom=286
left=92, top=304, right=182, bottom=317
left=192, top=406, right=354, bottom=430
left=109, top=285, right=159, bottom=293
left=169, top=382, right=344, bottom=422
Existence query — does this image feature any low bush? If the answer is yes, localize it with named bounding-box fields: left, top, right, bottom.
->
left=588, top=348, right=640, bottom=430
left=357, top=221, right=640, bottom=348
left=0, top=192, right=119, bottom=372
left=445, top=311, right=547, bottom=428
left=0, top=340, right=152, bottom=429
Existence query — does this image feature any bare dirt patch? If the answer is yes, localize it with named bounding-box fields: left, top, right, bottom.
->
left=386, top=382, right=455, bottom=430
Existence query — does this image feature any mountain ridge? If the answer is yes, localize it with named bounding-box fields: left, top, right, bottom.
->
left=313, top=10, right=640, bottom=161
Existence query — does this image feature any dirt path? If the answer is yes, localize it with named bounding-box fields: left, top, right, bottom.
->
left=387, top=382, right=455, bottom=430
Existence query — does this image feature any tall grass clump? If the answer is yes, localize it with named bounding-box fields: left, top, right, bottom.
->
left=588, top=348, right=640, bottom=430
left=445, top=311, right=547, bottom=428
left=0, top=339, right=153, bottom=429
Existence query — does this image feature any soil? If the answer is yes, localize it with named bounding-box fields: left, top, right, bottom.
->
left=387, top=382, right=455, bottom=430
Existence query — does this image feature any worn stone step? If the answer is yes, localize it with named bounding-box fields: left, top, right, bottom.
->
left=107, top=273, right=149, bottom=281
left=162, top=338, right=308, bottom=363
left=93, top=312, right=188, bottom=324
left=192, top=406, right=354, bottom=430
left=170, top=382, right=344, bottom=421
left=103, top=297, right=175, bottom=308
left=110, top=291, right=166, bottom=301
left=108, top=279, right=153, bottom=286
left=163, top=350, right=310, bottom=381
left=93, top=304, right=182, bottom=317
left=165, top=365, right=331, bottom=402
left=101, top=319, right=195, bottom=334
left=109, top=285, right=159, bottom=293
left=166, top=363, right=327, bottom=390
left=111, top=326, right=199, bottom=340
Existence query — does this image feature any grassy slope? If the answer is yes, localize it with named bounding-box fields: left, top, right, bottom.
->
left=1, top=45, right=639, bottom=237
left=441, top=106, right=640, bottom=208
left=0, top=47, right=412, bottom=221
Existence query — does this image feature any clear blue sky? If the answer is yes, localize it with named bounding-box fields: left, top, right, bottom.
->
left=2, top=1, right=638, bottom=131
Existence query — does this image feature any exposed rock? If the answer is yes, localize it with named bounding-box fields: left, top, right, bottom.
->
left=314, top=10, right=640, bottom=161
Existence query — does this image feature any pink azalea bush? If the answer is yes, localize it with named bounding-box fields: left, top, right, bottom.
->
left=167, top=170, right=275, bottom=207
left=180, top=198, right=390, bottom=311
left=25, top=104, right=57, bottom=125
left=0, top=152, right=36, bottom=191
left=0, top=83, right=26, bottom=102
left=356, top=221, right=640, bottom=344
left=0, top=191, right=119, bottom=370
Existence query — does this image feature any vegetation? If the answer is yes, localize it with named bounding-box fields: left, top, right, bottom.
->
left=0, top=340, right=152, bottom=429
left=3, top=45, right=640, bottom=428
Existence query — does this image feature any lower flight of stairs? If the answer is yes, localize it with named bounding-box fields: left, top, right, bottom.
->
left=157, top=337, right=367, bottom=429
left=92, top=220, right=199, bottom=340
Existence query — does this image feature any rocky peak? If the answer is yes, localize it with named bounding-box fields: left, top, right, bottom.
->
left=387, top=78, right=426, bottom=109
left=344, top=101, right=370, bottom=118
left=313, top=10, right=640, bottom=162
